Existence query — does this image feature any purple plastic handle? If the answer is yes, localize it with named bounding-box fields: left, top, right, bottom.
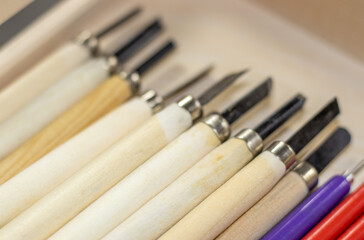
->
left=261, top=175, right=351, bottom=240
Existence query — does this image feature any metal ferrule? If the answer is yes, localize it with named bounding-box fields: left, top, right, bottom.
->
left=119, top=72, right=141, bottom=95
left=202, top=113, right=230, bottom=143
left=73, top=31, right=99, bottom=55
left=293, top=162, right=318, bottom=190
left=266, top=141, right=296, bottom=169
left=235, top=129, right=263, bottom=157
left=141, top=89, right=164, bottom=113
left=177, top=95, right=203, bottom=122
left=343, top=171, right=355, bottom=183
left=104, top=56, right=118, bottom=74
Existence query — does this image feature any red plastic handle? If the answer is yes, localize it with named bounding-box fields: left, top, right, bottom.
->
left=302, top=183, right=364, bottom=240
left=337, top=214, right=364, bottom=240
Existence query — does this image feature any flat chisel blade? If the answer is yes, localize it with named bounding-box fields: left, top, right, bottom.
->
left=197, top=69, right=248, bottom=106
left=305, top=127, right=351, bottom=173
left=115, top=19, right=163, bottom=64
left=221, top=77, right=272, bottom=125
left=254, top=94, right=305, bottom=140
left=286, top=98, right=340, bottom=154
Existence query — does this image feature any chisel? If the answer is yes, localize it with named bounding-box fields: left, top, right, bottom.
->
left=337, top=213, right=364, bottom=240
left=0, top=7, right=141, bottom=124
left=160, top=98, right=339, bottom=240
left=50, top=77, right=271, bottom=240
left=0, top=65, right=210, bottom=228
left=0, top=69, right=242, bottom=240
left=0, top=19, right=162, bottom=160
left=262, top=159, right=364, bottom=240
left=0, top=40, right=175, bottom=184
left=217, top=127, right=351, bottom=240
left=303, top=182, right=364, bottom=240
left=104, top=94, right=305, bottom=240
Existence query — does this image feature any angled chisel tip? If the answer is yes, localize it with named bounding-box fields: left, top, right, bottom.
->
left=133, top=40, right=176, bottom=77
left=197, top=69, right=248, bottom=106
left=253, top=93, right=306, bottom=140
left=286, top=98, right=341, bottom=155
left=305, top=127, right=351, bottom=173
left=221, top=78, right=273, bottom=125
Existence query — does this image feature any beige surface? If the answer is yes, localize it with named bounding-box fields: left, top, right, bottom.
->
left=0, top=58, right=108, bottom=160
left=217, top=171, right=309, bottom=240
left=0, top=42, right=91, bottom=124
left=0, top=104, right=192, bottom=239
left=0, top=0, right=32, bottom=24
left=161, top=151, right=286, bottom=240
left=0, top=75, right=132, bottom=184
left=105, top=138, right=253, bottom=240
left=50, top=122, right=220, bottom=240
left=129, top=0, right=364, bottom=190
left=0, top=97, right=152, bottom=227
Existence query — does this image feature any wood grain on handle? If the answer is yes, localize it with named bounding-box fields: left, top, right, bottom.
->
left=0, top=42, right=91, bottom=124
left=0, top=97, right=152, bottom=227
left=0, top=75, right=132, bottom=185
left=217, top=171, right=308, bottom=240
left=104, top=138, right=254, bottom=240
left=0, top=58, right=109, bottom=160
left=0, top=104, right=192, bottom=240
left=160, top=151, right=286, bottom=240
left=50, top=122, right=220, bottom=240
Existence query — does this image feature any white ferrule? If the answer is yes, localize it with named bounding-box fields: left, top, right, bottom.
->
left=160, top=150, right=286, bottom=240
left=50, top=121, right=220, bottom=240
left=0, top=103, right=192, bottom=240
left=0, top=96, right=152, bottom=227
left=103, top=138, right=254, bottom=240
left=0, top=57, right=109, bottom=159
left=0, top=42, right=91, bottom=124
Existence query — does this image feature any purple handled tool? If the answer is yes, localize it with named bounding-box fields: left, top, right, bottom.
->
left=262, top=159, right=364, bottom=240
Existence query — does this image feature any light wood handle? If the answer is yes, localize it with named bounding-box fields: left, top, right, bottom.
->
left=0, top=58, right=109, bottom=160
left=0, top=97, right=152, bottom=227
left=0, top=75, right=132, bottom=185
left=0, top=104, right=192, bottom=240
left=160, top=151, right=286, bottom=240
left=217, top=171, right=308, bottom=240
left=50, top=122, right=221, bottom=240
left=0, top=42, right=91, bottom=124
left=104, top=138, right=254, bottom=240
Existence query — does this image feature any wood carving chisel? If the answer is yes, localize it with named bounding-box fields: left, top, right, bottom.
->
left=262, top=159, right=364, bottom=240
left=104, top=93, right=304, bottom=240
left=0, top=69, right=241, bottom=240
left=160, top=98, right=339, bottom=240
left=0, top=40, right=175, bottom=184
left=217, top=127, right=351, bottom=240
left=337, top=213, right=364, bottom=240
left=0, top=7, right=141, bottom=124
left=303, top=182, right=364, bottom=240
left=0, top=66, right=211, bottom=227
left=50, top=76, right=270, bottom=240
left=0, top=19, right=162, bottom=160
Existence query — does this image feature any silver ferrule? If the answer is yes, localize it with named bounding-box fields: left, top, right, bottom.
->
left=121, top=72, right=141, bottom=95
left=202, top=113, right=230, bottom=143
left=235, top=129, right=263, bottom=157
left=177, top=95, right=203, bottom=122
left=343, top=171, right=355, bottom=183
left=266, top=141, right=296, bottom=169
left=103, top=56, right=118, bottom=74
left=74, top=31, right=99, bottom=55
left=293, top=162, right=318, bottom=190
left=141, top=89, right=164, bottom=113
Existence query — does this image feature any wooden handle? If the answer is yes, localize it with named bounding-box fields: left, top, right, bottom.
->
left=50, top=122, right=221, bottom=240
left=0, top=58, right=109, bottom=160
left=0, top=104, right=192, bottom=240
left=160, top=151, right=286, bottom=240
left=0, top=42, right=91, bottom=124
left=0, top=75, right=132, bottom=185
left=217, top=171, right=308, bottom=240
left=0, top=97, right=152, bottom=227
left=104, top=138, right=254, bottom=240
